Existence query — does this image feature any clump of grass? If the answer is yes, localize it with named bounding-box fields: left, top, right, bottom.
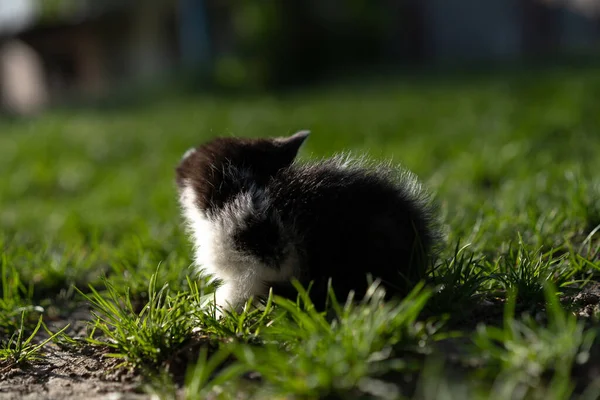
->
left=472, top=282, right=597, bottom=398
left=0, top=254, right=43, bottom=335
left=189, top=286, right=281, bottom=344
left=492, top=238, right=572, bottom=307
left=427, top=241, right=491, bottom=318
left=232, top=280, right=439, bottom=399
left=78, top=268, right=280, bottom=374
left=78, top=270, right=202, bottom=370
left=0, top=311, right=69, bottom=372
left=182, top=346, right=249, bottom=400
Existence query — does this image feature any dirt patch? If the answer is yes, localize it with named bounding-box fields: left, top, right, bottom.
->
left=0, top=308, right=221, bottom=400
left=570, top=281, right=600, bottom=319
left=0, top=307, right=149, bottom=400
left=0, top=345, right=148, bottom=400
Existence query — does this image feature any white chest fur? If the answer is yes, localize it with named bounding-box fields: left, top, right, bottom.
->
left=179, top=182, right=298, bottom=314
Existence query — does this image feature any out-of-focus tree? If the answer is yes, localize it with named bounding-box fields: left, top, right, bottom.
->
left=37, top=0, right=77, bottom=22
left=36, top=0, right=132, bottom=25
left=206, top=0, right=400, bottom=90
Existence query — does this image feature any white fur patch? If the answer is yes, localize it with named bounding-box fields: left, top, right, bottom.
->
left=179, top=181, right=299, bottom=315
left=181, top=148, right=196, bottom=160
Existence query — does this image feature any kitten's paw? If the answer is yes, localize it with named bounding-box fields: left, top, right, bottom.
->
left=202, top=298, right=227, bottom=320
left=209, top=283, right=241, bottom=319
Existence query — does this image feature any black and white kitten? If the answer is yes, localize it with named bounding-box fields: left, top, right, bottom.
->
left=175, top=131, right=438, bottom=314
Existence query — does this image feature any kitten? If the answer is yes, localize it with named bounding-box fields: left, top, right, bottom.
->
left=175, top=131, right=438, bottom=314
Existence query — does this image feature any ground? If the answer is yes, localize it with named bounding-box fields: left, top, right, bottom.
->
left=1, top=347, right=143, bottom=400
left=1, top=64, right=600, bottom=399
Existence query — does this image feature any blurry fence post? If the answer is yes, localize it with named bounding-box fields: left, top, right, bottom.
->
left=0, top=39, right=48, bottom=116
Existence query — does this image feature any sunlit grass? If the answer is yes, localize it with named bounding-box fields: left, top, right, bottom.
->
left=1, top=65, right=600, bottom=397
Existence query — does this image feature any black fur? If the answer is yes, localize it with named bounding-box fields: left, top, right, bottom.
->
left=270, top=158, right=437, bottom=306
left=176, top=131, right=439, bottom=308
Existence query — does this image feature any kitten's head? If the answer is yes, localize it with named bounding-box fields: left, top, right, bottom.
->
left=176, top=132, right=309, bottom=306
left=175, top=131, right=309, bottom=212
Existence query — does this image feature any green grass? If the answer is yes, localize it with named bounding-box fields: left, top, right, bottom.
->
left=1, top=65, right=600, bottom=398
left=0, top=311, right=69, bottom=371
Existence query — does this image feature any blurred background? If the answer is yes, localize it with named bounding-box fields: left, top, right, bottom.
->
left=1, top=0, right=599, bottom=115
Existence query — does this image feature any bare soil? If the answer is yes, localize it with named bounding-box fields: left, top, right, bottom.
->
left=0, top=306, right=150, bottom=400
left=0, top=346, right=146, bottom=400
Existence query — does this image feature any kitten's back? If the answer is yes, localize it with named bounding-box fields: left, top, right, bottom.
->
left=269, top=155, right=437, bottom=303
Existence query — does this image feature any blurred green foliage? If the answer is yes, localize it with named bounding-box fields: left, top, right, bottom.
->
left=36, top=0, right=127, bottom=24
left=209, top=0, right=395, bottom=89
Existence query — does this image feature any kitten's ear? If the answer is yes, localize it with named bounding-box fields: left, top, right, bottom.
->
left=275, top=130, right=310, bottom=158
